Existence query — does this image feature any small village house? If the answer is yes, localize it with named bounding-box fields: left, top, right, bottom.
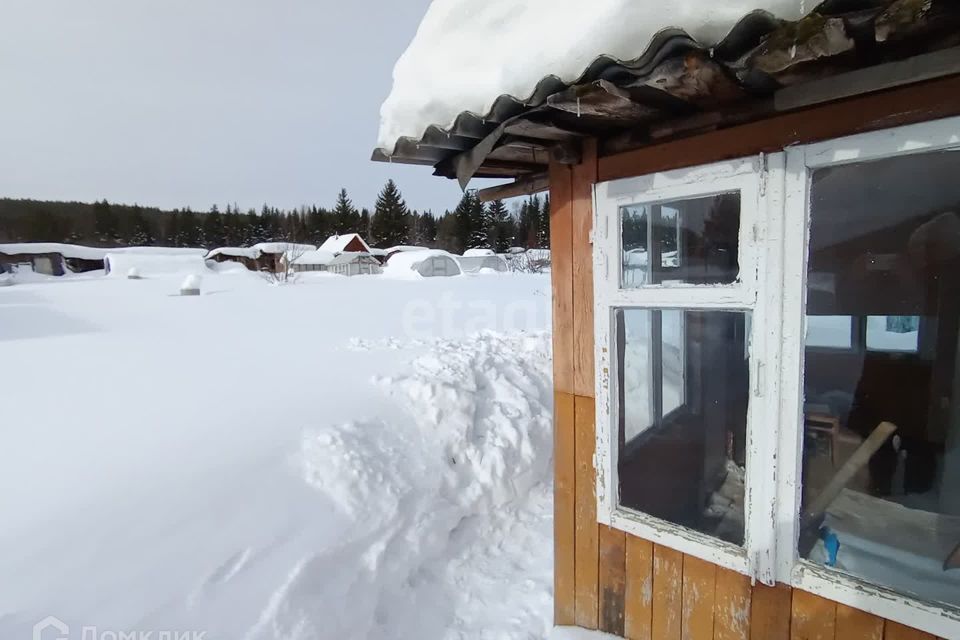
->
left=318, top=233, right=372, bottom=255
left=291, top=249, right=382, bottom=276
left=374, top=2, right=960, bottom=638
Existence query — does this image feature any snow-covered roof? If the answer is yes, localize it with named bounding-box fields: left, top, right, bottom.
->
left=319, top=233, right=371, bottom=254
left=376, top=0, right=805, bottom=152
left=112, top=246, right=207, bottom=256
left=251, top=242, right=317, bottom=254
left=329, top=252, right=378, bottom=266
left=384, top=245, right=429, bottom=254
left=385, top=249, right=457, bottom=270
left=463, top=248, right=494, bottom=257
left=104, top=252, right=208, bottom=277
left=0, top=242, right=106, bottom=261
left=292, top=249, right=336, bottom=266
left=207, top=247, right=262, bottom=260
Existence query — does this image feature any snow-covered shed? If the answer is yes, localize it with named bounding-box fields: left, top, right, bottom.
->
left=385, top=249, right=461, bottom=278
left=205, top=246, right=263, bottom=271
left=250, top=242, right=317, bottom=273
left=0, top=243, right=106, bottom=275
left=374, top=1, right=960, bottom=637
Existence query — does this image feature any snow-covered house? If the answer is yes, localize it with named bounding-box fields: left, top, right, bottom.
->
left=318, top=233, right=372, bottom=255
left=291, top=250, right=381, bottom=276
left=374, top=1, right=960, bottom=638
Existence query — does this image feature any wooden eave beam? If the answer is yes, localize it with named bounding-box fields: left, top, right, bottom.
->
left=477, top=172, right=550, bottom=202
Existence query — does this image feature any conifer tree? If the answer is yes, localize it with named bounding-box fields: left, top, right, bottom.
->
left=332, top=188, right=359, bottom=234
left=485, top=199, right=512, bottom=253
left=370, top=179, right=409, bottom=247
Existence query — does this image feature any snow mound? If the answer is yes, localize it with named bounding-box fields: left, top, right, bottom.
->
left=463, top=248, right=495, bottom=257
left=383, top=249, right=462, bottom=279
left=377, top=0, right=806, bottom=151
left=105, top=252, right=208, bottom=277
left=262, top=331, right=555, bottom=639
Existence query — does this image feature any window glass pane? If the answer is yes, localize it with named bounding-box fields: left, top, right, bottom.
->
left=866, top=315, right=920, bottom=353
left=801, top=150, right=960, bottom=608
left=806, top=315, right=854, bottom=349
left=617, top=308, right=750, bottom=546
left=620, top=193, right=740, bottom=287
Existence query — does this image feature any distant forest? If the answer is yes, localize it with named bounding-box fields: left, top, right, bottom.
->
left=0, top=180, right=551, bottom=254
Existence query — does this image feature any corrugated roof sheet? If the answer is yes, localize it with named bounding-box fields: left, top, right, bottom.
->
left=372, top=0, right=960, bottom=187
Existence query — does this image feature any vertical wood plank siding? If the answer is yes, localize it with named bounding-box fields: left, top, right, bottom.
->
left=625, top=535, right=655, bottom=640
left=550, top=75, right=960, bottom=640
left=554, top=391, right=576, bottom=626
left=790, top=590, right=837, bottom=640
left=575, top=395, right=599, bottom=629
left=599, top=524, right=627, bottom=636
left=836, top=604, right=885, bottom=640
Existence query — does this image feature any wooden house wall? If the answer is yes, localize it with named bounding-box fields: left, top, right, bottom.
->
left=549, top=76, right=960, bottom=640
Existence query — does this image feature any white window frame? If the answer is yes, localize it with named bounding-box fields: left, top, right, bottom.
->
left=777, top=116, right=960, bottom=638
left=593, top=154, right=784, bottom=584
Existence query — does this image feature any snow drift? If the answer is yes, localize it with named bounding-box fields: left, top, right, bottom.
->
left=377, top=0, right=806, bottom=151
left=265, top=331, right=555, bottom=639
left=104, top=252, right=209, bottom=277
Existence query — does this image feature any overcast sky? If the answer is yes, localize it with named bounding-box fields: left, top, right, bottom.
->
left=0, top=0, right=487, bottom=214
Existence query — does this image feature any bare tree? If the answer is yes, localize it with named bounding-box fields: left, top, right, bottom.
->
left=504, top=249, right=550, bottom=274
left=263, top=241, right=310, bottom=284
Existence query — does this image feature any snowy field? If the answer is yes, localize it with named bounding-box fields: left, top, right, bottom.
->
left=0, top=267, right=556, bottom=639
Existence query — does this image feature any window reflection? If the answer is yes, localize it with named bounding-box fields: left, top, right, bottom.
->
left=801, top=150, right=960, bottom=607
left=618, top=308, right=749, bottom=546
left=620, top=193, right=740, bottom=287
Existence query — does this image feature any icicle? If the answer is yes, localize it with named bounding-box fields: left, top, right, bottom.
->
left=576, top=97, right=581, bottom=118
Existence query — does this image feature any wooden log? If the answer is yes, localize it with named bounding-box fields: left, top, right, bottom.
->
left=477, top=173, right=549, bottom=202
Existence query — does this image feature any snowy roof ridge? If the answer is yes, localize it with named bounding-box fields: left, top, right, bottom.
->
left=375, top=4, right=796, bottom=155
left=318, top=233, right=371, bottom=254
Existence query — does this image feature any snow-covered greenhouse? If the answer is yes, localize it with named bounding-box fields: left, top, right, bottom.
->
left=374, top=0, right=960, bottom=638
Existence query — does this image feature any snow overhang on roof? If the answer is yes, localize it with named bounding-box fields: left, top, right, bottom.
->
left=373, top=0, right=960, bottom=188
